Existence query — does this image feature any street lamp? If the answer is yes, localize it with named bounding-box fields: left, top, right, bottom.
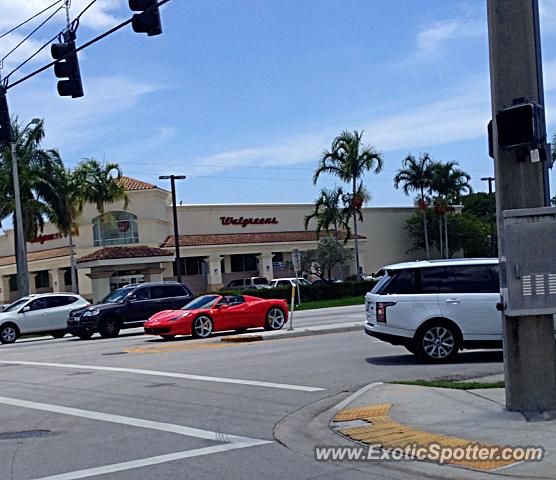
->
left=159, top=175, right=186, bottom=283
left=12, top=118, right=41, bottom=297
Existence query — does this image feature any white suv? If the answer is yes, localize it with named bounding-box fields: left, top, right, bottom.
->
left=364, top=258, right=500, bottom=362
left=0, top=293, right=89, bottom=344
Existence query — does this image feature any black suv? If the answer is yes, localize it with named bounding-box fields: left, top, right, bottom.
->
left=67, top=282, right=193, bottom=340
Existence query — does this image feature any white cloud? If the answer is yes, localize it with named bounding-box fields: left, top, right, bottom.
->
left=12, top=74, right=162, bottom=151
left=412, top=18, right=485, bottom=62
left=0, top=0, right=124, bottom=31
left=540, top=0, right=556, bottom=34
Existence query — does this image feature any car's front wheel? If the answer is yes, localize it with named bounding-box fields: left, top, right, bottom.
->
left=192, top=315, right=213, bottom=338
left=99, top=318, right=121, bottom=338
left=414, top=322, right=460, bottom=363
left=0, top=323, right=19, bottom=344
left=264, top=307, right=286, bottom=331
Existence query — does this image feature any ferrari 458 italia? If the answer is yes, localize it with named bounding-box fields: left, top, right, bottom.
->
left=143, top=294, right=288, bottom=340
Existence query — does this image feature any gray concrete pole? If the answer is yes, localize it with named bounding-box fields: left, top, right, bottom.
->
left=487, top=0, right=556, bottom=415
left=10, top=142, right=29, bottom=298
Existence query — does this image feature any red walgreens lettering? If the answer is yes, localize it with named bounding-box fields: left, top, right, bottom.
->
left=219, top=216, right=279, bottom=227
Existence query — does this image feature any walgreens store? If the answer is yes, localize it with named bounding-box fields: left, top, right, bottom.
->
left=0, top=177, right=419, bottom=303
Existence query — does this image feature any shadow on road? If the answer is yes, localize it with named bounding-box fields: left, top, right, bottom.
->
left=366, top=350, right=503, bottom=366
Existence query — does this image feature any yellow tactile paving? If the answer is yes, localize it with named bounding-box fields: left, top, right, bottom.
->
left=333, top=403, right=392, bottom=422
left=334, top=403, right=521, bottom=471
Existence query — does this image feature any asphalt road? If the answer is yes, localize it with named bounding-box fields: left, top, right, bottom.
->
left=0, top=310, right=504, bottom=480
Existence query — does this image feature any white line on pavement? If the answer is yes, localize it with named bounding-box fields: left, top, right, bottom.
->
left=0, top=395, right=271, bottom=480
left=0, top=360, right=325, bottom=392
left=0, top=395, right=257, bottom=443
left=33, top=444, right=266, bottom=480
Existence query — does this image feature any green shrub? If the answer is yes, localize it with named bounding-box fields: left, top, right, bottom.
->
left=217, top=280, right=376, bottom=302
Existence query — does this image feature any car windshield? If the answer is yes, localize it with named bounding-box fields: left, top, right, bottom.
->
left=3, top=297, right=30, bottom=312
left=182, top=295, right=220, bottom=310
left=101, top=287, right=135, bottom=304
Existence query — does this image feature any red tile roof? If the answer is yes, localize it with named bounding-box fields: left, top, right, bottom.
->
left=77, top=246, right=173, bottom=263
left=0, top=247, right=70, bottom=267
left=119, top=176, right=160, bottom=191
left=161, top=231, right=364, bottom=247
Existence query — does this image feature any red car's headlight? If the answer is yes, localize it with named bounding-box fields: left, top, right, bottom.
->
left=169, top=312, right=193, bottom=322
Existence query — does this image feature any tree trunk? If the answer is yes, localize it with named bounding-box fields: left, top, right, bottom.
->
left=420, top=188, right=430, bottom=259
left=438, top=215, right=444, bottom=259
left=69, top=232, right=78, bottom=294
left=352, top=177, right=361, bottom=277
left=444, top=213, right=449, bottom=258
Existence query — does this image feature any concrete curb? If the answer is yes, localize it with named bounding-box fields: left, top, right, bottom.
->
left=220, top=323, right=363, bottom=343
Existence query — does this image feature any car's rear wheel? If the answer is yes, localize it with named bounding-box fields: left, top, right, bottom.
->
left=99, top=318, right=120, bottom=338
left=414, top=321, right=460, bottom=363
left=0, top=323, right=19, bottom=344
left=192, top=315, right=213, bottom=338
left=50, top=330, right=67, bottom=339
left=264, top=307, right=285, bottom=331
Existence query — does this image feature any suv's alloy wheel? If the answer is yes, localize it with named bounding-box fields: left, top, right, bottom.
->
left=0, top=324, right=18, bottom=344
left=415, top=323, right=459, bottom=362
left=99, top=318, right=120, bottom=338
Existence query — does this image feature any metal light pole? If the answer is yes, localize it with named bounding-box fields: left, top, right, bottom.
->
left=159, top=175, right=186, bottom=283
left=481, top=176, right=496, bottom=256
left=11, top=118, right=41, bottom=298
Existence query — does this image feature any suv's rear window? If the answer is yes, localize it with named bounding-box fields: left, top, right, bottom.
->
left=253, top=278, right=269, bottom=285
left=374, top=269, right=417, bottom=295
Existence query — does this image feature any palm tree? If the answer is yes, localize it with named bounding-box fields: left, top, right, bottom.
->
left=50, top=158, right=129, bottom=293
left=429, top=161, right=472, bottom=258
left=394, top=153, right=433, bottom=259
left=304, top=187, right=351, bottom=239
left=0, top=119, right=62, bottom=295
left=313, top=130, right=383, bottom=277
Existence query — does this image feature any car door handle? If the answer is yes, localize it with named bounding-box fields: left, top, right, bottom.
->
left=445, top=298, right=461, bottom=304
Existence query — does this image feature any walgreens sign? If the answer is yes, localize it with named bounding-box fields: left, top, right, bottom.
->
left=220, top=216, right=279, bottom=228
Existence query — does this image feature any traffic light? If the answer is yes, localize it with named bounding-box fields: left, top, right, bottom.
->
left=0, top=93, right=13, bottom=146
left=129, top=0, right=162, bottom=36
left=51, top=31, right=84, bottom=98
left=495, top=101, right=545, bottom=150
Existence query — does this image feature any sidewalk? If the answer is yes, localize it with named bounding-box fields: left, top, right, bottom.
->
left=329, top=380, right=556, bottom=479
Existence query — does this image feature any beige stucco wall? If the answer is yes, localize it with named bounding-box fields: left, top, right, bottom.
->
left=0, top=182, right=424, bottom=301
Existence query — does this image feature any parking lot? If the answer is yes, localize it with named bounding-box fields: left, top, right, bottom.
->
left=0, top=322, right=505, bottom=480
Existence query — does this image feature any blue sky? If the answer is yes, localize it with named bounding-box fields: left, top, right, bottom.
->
left=2, top=0, right=556, bottom=206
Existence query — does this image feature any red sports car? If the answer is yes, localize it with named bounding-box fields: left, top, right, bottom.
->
left=143, top=294, right=288, bottom=340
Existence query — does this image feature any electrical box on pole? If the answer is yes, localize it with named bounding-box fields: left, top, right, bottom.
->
left=503, top=207, right=556, bottom=316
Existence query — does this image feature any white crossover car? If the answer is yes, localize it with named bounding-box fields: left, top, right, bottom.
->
left=0, top=293, right=89, bottom=344
left=365, top=258, right=501, bottom=362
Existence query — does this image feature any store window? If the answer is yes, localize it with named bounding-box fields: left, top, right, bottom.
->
left=173, top=257, right=206, bottom=276
left=93, top=211, right=139, bottom=246
left=230, top=254, right=258, bottom=272
left=34, top=270, right=50, bottom=289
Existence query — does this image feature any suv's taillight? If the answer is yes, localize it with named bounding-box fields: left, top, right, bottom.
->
left=376, top=302, right=396, bottom=323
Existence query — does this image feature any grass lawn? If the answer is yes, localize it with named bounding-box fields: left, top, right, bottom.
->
left=296, top=295, right=365, bottom=311
left=391, top=379, right=504, bottom=390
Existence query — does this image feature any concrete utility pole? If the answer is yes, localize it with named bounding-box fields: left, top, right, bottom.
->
left=487, top=0, right=556, bottom=415
left=159, top=175, right=186, bottom=284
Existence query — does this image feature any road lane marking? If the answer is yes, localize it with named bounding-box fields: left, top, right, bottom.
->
left=0, top=395, right=271, bottom=480
left=0, top=395, right=257, bottom=443
left=0, top=360, right=324, bottom=392
left=34, top=444, right=266, bottom=480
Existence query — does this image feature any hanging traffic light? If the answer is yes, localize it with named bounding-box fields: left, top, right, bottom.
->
left=51, top=31, right=84, bottom=98
left=0, top=92, right=13, bottom=147
left=129, top=0, right=162, bottom=36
